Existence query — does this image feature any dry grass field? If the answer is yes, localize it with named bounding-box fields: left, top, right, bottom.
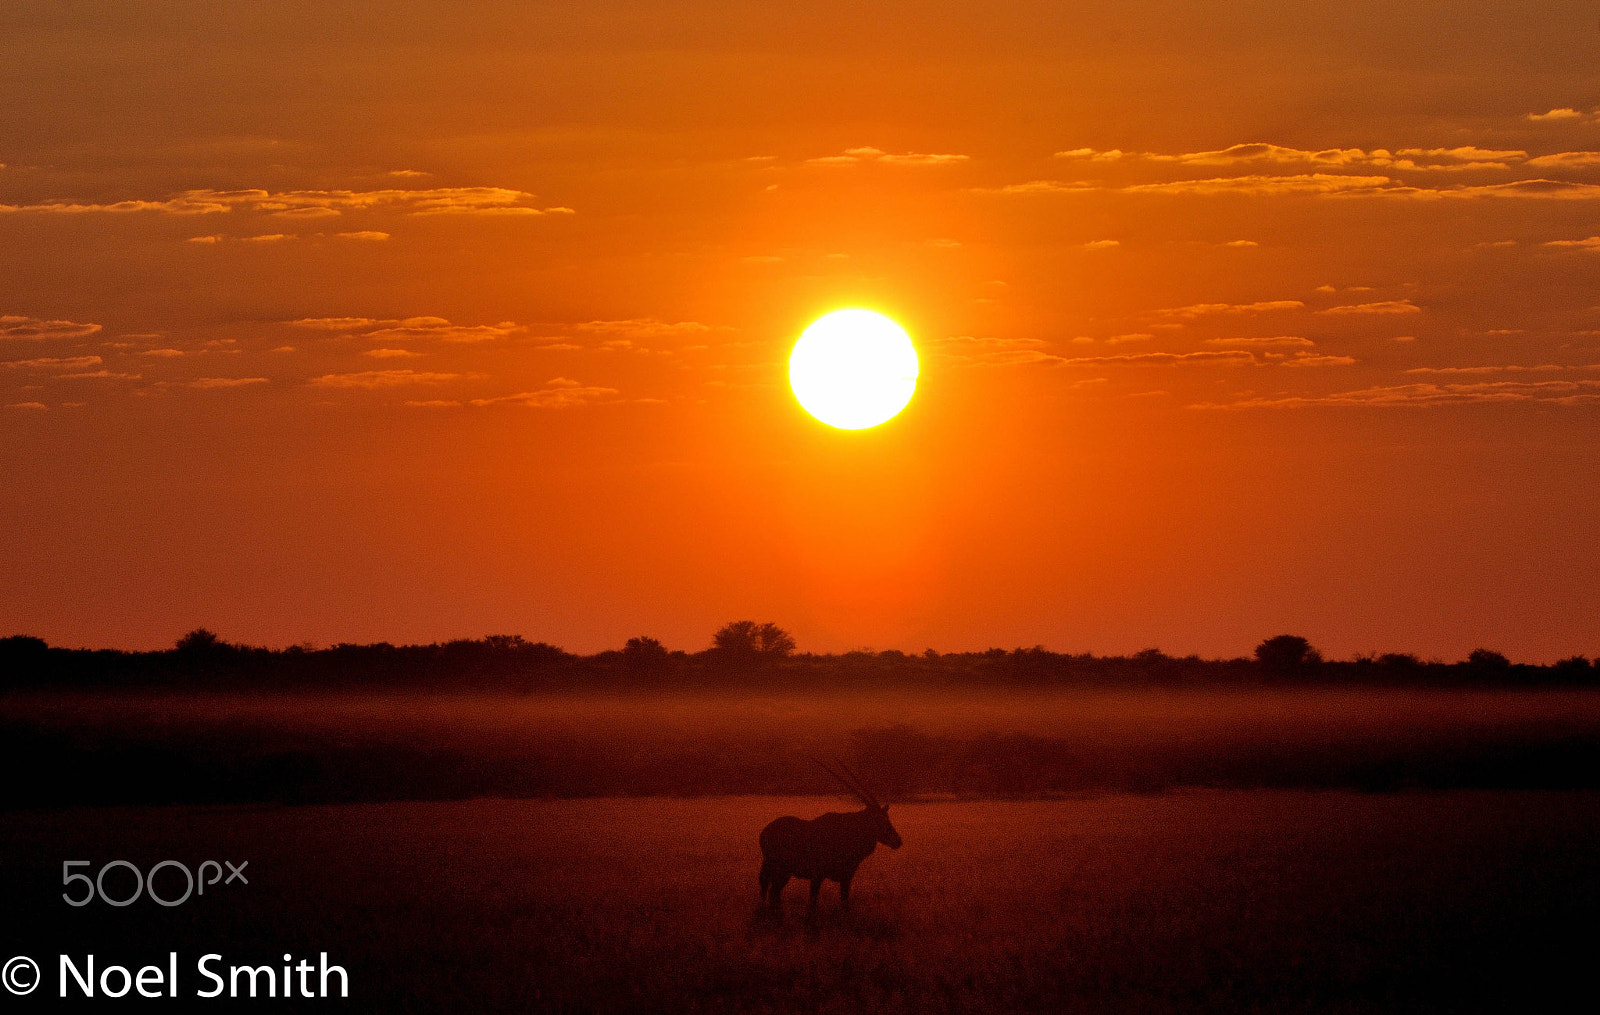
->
left=6, top=790, right=1598, bottom=1012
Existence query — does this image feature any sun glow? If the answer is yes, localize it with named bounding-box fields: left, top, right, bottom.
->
left=789, top=310, right=919, bottom=430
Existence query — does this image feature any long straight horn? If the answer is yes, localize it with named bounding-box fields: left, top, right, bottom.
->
left=832, top=755, right=882, bottom=809
left=806, top=753, right=873, bottom=809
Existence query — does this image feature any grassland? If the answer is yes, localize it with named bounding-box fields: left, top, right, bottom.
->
left=6, top=687, right=1600, bottom=807
left=6, top=791, right=1598, bottom=1012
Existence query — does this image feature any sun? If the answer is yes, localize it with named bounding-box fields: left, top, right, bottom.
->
left=789, top=310, right=919, bottom=430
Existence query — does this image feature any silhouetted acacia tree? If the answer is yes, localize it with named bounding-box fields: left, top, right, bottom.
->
left=1467, top=648, right=1511, bottom=672
left=623, top=636, right=670, bottom=668
left=711, top=621, right=796, bottom=659
left=175, top=628, right=223, bottom=653
left=1254, top=635, right=1321, bottom=674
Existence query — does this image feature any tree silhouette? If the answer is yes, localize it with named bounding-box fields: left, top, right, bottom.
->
left=711, top=621, right=796, bottom=659
left=623, top=636, right=670, bottom=669
left=1254, top=635, right=1321, bottom=674
left=1467, top=648, right=1510, bottom=672
left=175, top=628, right=223, bottom=653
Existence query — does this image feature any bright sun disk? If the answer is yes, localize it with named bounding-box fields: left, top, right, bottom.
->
left=789, top=310, right=919, bottom=430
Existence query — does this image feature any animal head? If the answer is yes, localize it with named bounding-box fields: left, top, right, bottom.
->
left=810, top=754, right=902, bottom=849
left=869, top=804, right=902, bottom=849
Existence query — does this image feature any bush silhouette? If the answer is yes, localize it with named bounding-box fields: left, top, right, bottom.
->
left=1254, top=635, right=1321, bottom=674
left=1467, top=649, right=1511, bottom=672
left=711, top=621, right=796, bottom=659
left=623, top=636, right=670, bottom=669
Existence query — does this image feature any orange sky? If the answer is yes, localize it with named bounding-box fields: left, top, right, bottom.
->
left=3, top=2, right=1598, bottom=660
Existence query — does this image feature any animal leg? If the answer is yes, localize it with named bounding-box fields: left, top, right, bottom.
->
left=808, top=879, right=822, bottom=912
left=759, top=861, right=773, bottom=901
left=839, top=876, right=852, bottom=908
left=768, top=873, right=789, bottom=909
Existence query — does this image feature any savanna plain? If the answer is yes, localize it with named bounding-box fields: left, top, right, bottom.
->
left=6, top=791, right=1597, bottom=1013
left=4, top=686, right=1599, bottom=1011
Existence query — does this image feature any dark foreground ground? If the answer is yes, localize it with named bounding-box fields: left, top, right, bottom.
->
left=3, top=791, right=1597, bottom=1012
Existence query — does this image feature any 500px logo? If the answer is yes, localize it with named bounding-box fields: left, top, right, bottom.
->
left=63, top=860, right=248, bottom=907
left=4, top=956, right=41, bottom=996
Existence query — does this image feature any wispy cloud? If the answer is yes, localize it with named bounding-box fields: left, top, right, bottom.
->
left=1528, top=108, right=1589, bottom=122
left=1056, top=143, right=1529, bottom=171
left=932, top=336, right=1063, bottom=366
left=1404, top=364, right=1599, bottom=375
left=188, top=377, right=269, bottom=389
left=1, top=187, right=573, bottom=218
left=806, top=147, right=969, bottom=167
left=1279, top=353, right=1357, bottom=367
left=1544, top=236, right=1600, bottom=250
left=1317, top=300, right=1421, bottom=315
left=467, top=377, right=621, bottom=409
left=2, top=355, right=103, bottom=370
left=1056, top=350, right=1257, bottom=366
left=1195, top=380, right=1600, bottom=409
left=1156, top=300, right=1304, bottom=319
left=0, top=314, right=102, bottom=340
left=1204, top=336, right=1315, bottom=348
left=288, top=316, right=522, bottom=343
left=308, top=369, right=462, bottom=388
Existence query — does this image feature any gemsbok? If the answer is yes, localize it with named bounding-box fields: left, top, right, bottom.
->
left=759, top=756, right=902, bottom=913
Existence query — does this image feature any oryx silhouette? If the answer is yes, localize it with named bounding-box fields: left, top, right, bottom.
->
left=758, top=755, right=901, bottom=913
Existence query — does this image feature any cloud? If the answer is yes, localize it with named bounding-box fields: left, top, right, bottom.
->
left=972, top=180, right=1099, bottom=196
left=187, top=235, right=222, bottom=244
left=7, top=401, right=48, bottom=410
left=1156, top=300, right=1304, bottom=319
left=932, top=335, right=1063, bottom=366
left=1194, top=380, right=1600, bottom=409
left=1525, top=152, right=1600, bottom=168
left=0, top=315, right=102, bottom=340
left=1056, top=350, right=1257, bottom=366
left=288, top=316, right=522, bottom=343
left=364, top=348, right=421, bottom=358
left=1105, top=333, right=1153, bottom=344
left=1280, top=353, right=1357, bottom=367
left=1082, top=239, right=1120, bottom=250
left=1544, top=236, right=1600, bottom=250
left=337, top=231, right=390, bottom=241
left=1529, top=108, right=1587, bottom=121
left=1317, top=300, right=1421, bottom=315
left=807, top=147, right=969, bottom=166
left=1124, top=174, right=1400, bottom=197
left=1053, top=148, right=1126, bottom=161
left=1204, top=336, right=1315, bottom=348
left=572, top=320, right=716, bottom=342
left=141, top=348, right=186, bottom=357
left=1, top=187, right=573, bottom=218
left=57, top=370, right=140, bottom=379
left=287, top=317, right=378, bottom=331
left=242, top=233, right=291, bottom=243
left=308, top=369, right=461, bottom=388
left=468, top=377, right=621, bottom=409
left=1055, top=143, right=1526, bottom=171
left=1224, top=240, right=1259, bottom=247
left=2, top=355, right=102, bottom=370
left=188, top=377, right=269, bottom=388
left=1404, top=364, right=1594, bottom=375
